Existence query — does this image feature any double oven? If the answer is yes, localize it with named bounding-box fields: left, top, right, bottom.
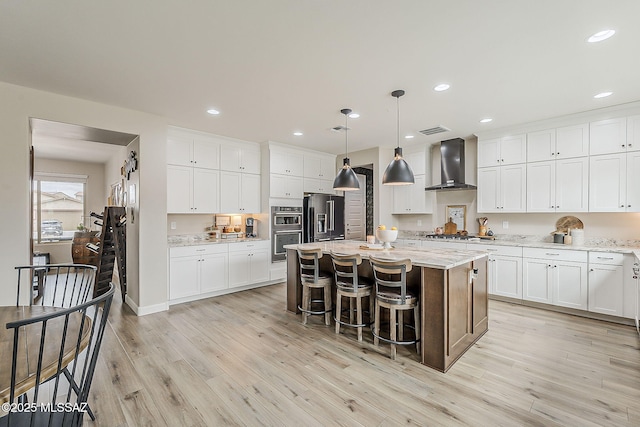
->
left=271, top=206, right=302, bottom=262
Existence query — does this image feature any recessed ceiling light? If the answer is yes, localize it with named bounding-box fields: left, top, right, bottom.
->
left=588, top=29, right=615, bottom=43
left=594, top=92, right=612, bottom=99
left=434, top=83, right=450, bottom=92
left=480, top=118, right=493, bottom=123
left=293, top=132, right=303, bottom=136
left=348, top=112, right=360, bottom=119
left=206, top=109, right=220, bottom=115
left=404, top=135, right=414, bottom=139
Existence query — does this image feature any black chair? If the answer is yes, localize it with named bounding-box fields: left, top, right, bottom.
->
left=15, top=264, right=96, bottom=307
left=1, top=283, right=115, bottom=427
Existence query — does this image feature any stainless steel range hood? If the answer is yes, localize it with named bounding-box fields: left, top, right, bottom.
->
left=425, top=138, right=477, bottom=191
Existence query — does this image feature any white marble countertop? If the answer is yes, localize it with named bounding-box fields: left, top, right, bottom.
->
left=168, top=235, right=268, bottom=247
left=284, top=241, right=487, bottom=270
left=398, top=232, right=640, bottom=255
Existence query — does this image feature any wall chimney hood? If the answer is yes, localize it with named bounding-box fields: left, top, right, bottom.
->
left=425, top=138, right=477, bottom=191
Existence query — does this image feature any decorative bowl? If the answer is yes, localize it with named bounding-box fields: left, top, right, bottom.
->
left=375, top=229, right=398, bottom=249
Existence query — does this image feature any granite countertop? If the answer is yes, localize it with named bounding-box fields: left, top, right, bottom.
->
left=397, top=231, right=640, bottom=255
left=168, top=234, right=269, bottom=247
left=284, top=241, right=487, bottom=270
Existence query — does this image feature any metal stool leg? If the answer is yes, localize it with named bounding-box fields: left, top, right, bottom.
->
left=356, top=295, right=363, bottom=341
left=374, top=300, right=381, bottom=346
left=323, top=284, right=331, bottom=326
left=301, top=284, right=309, bottom=325
left=390, top=307, right=397, bottom=360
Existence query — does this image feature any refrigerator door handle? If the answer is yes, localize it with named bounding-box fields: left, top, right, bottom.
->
left=327, top=200, right=334, bottom=231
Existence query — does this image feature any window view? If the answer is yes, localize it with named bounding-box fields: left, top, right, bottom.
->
left=33, top=178, right=86, bottom=243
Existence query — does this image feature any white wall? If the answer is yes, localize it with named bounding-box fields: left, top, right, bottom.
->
left=0, top=81, right=167, bottom=312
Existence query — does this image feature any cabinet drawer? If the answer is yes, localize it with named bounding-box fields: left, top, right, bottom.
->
left=523, top=247, right=587, bottom=262
left=229, top=240, right=269, bottom=252
left=399, top=239, right=421, bottom=248
left=170, top=244, right=228, bottom=258
left=473, top=244, right=522, bottom=257
left=588, top=252, right=624, bottom=266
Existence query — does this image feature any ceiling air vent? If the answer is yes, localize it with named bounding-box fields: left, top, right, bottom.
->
left=331, top=125, right=350, bottom=132
left=419, top=125, right=451, bottom=136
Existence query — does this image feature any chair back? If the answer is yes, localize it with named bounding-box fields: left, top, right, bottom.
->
left=16, top=264, right=97, bottom=307
left=369, top=257, right=412, bottom=304
left=297, top=248, right=324, bottom=283
left=330, top=252, right=362, bottom=292
left=2, top=283, right=115, bottom=427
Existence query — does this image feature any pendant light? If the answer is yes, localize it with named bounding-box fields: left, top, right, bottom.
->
left=382, top=89, right=415, bottom=185
left=333, top=108, right=360, bottom=191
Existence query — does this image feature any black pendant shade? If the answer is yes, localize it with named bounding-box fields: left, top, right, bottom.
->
left=333, top=108, right=360, bottom=191
left=382, top=147, right=415, bottom=185
left=382, top=89, right=415, bottom=186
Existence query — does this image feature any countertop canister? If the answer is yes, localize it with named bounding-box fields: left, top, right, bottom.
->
left=571, top=229, right=584, bottom=246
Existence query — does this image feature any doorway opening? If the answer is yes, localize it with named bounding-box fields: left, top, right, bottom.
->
left=346, top=165, right=374, bottom=240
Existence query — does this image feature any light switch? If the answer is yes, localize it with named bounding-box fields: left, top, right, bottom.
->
left=502, top=221, right=509, bottom=229
left=417, top=220, right=422, bottom=226
left=171, top=221, right=177, bottom=230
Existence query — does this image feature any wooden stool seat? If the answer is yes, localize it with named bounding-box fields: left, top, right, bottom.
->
left=369, top=256, right=420, bottom=360
left=331, top=252, right=373, bottom=342
left=298, top=248, right=333, bottom=325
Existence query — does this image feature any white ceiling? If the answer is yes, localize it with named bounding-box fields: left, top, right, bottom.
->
left=2, top=1, right=640, bottom=157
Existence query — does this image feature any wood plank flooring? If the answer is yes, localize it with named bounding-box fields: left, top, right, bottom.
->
left=89, top=283, right=640, bottom=426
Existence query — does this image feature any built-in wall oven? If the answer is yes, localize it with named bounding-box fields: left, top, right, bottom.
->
left=271, top=206, right=302, bottom=262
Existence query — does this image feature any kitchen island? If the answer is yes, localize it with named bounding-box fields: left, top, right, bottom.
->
left=285, top=241, right=489, bottom=372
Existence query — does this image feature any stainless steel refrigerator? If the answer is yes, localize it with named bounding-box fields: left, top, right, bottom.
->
left=303, top=194, right=345, bottom=242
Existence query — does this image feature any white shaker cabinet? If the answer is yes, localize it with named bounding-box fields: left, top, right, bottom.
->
left=167, top=132, right=220, bottom=169
left=523, top=248, right=588, bottom=310
left=527, top=157, right=588, bottom=212
left=392, top=175, right=431, bottom=214
left=527, top=124, right=589, bottom=162
left=478, top=134, right=526, bottom=168
left=303, top=178, right=336, bottom=195
left=589, top=152, right=640, bottom=213
left=589, top=117, right=627, bottom=156
left=477, top=164, right=526, bottom=213
left=220, top=171, right=261, bottom=213
left=169, top=244, right=229, bottom=300
left=220, top=143, right=261, bottom=174
left=304, top=154, right=336, bottom=180
left=271, top=149, right=304, bottom=176
left=228, top=241, right=270, bottom=288
left=167, top=166, right=219, bottom=214
left=270, top=174, right=303, bottom=199
left=478, top=245, right=523, bottom=299
left=588, top=252, right=624, bottom=316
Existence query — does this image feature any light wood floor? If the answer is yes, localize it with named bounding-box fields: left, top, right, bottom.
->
left=90, top=283, right=640, bottom=426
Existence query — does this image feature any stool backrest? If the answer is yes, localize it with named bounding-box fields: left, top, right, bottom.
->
left=15, top=264, right=97, bottom=307
left=330, top=252, right=362, bottom=292
left=369, top=257, right=413, bottom=304
left=297, top=248, right=323, bottom=283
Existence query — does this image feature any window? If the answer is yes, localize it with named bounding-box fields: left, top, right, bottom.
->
left=33, top=173, right=87, bottom=243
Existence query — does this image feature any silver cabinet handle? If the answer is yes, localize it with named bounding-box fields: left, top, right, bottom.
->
left=596, top=256, right=614, bottom=260
left=545, top=253, right=560, bottom=256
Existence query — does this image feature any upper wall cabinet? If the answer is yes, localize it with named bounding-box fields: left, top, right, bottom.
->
left=477, top=134, right=526, bottom=168
left=627, top=115, right=640, bottom=151
left=271, top=149, right=304, bottom=176
left=589, top=118, right=629, bottom=156
left=167, top=132, right=220, bottom=169
left=303, top=153, right=336, bottom=179
left=527, top=124, right=589, bottom=162
left=403, top=149, right=427, bottom=176
left=220, top=143, right=261, bottom=174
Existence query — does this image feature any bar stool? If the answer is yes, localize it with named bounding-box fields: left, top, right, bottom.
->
left=369, top=256, right=420, bottom=360
left=330, top=252, right=373, bottom=341
left=297, top=248, right=332, bottom=325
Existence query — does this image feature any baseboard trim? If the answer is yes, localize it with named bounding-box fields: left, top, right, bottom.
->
left=125, top=295, right=169, bottom=316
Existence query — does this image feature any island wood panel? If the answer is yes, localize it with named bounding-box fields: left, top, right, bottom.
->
left=421, top=259, right=488, bottom=372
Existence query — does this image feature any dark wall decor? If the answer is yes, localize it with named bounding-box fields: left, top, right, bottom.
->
left=352, top=167, right=374, bottom=235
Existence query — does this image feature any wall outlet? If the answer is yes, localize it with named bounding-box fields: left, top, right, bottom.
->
left=417, top=219, right=422, bottom=226
left=170, top=221, right=177, bottom=230
left=502, top=221, right=509, bottom=229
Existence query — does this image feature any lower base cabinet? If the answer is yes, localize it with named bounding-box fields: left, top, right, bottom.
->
left=588, top=252, right=625, bottom=316
left=476, top=244, right=522, bottom=299
left=169, top=244, right=229, bottom=300
left=522, top=248, right=588, bottom=310
left=228, top=241, right=270, bottom=289
left=169, top=240, right=270, bottom=302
